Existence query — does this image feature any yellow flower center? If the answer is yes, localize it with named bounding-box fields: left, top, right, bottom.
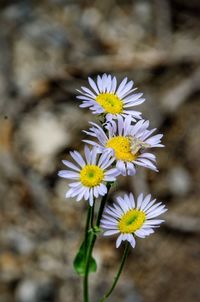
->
left=118, top=209, right=146, bottom=233
left=96, top=93, right=123, bottom=114
left=80, top=165, right=104, bottom=187
left=106, top=136, right=137, bottom=161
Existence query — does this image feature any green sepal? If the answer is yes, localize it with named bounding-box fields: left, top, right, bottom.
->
left=73, top=237, right=97, bottom=276
left=92, top=226, right=101, bottom=235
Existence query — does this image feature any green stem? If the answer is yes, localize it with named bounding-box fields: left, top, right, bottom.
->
left=83, top=183, right=111, bottom=302
left=96, top=183, right=111, bottom=227
left=90, top=199, right=96, bottom=229
left=84, top=205, right=92, bottom=257
left=85, top=205, right=92, bottom=233
left=83, top=232, right=96, bottom=302
left=100, top=242, right=130, bottom=302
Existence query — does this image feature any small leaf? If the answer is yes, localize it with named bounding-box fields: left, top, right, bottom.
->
left=73, top=238, right=97, bottom=276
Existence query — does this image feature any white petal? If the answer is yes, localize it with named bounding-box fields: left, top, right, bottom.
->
left=118, top=80, right=133, bottom=98
left=146, top=207, right=167, bottom=219
left=88, top=77, right=99, bottom=94
left=62, top=160, right=80, bottom=172
left=144, top=219, right=164, bottom=225
left=145, top=202, right=163, bottom=214
left=136, top=193, right=144, bottom=209
left=106, top=75, right=112, bottom=92
left=128, top=234, right=136, bottom=248
left=116, top=160, right=127, bottom=176
left=98, top=183, right=107, bottom=195
left=142, top=199, right=156, bottom=212
left=84, top=145, right=92, bottom=164
left=81, top=86, right=96, bottom=97
left=97, top=75, right=103, bottom=91
left=105, top=207, right=121, bottom=219
left=58, top=170, right=79, bottom=179
left=111, top=76, right=117, bottom=93
left=116, top=196, right=129, bottom=212
left=116, top=234, right=123, bottom=248
left=116, top=77, right=128, bottom=95
left=129, top=193, right=135, bottom=208
left=102, top=73, right=107, bottom=92
left=104, top=230, right=120, bottom=236
left=140, top=194, right=151, bottom=211
left=70, top=151, right=85, bottom=167
left=76, top=187, right=88, bottom=201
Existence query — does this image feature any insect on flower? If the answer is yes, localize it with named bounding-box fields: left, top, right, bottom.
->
left=128, top=136, right=151, bottom=155
left=84, top=116, right=164, bottom=176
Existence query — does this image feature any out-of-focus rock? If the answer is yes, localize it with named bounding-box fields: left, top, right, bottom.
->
left=2, top=229, right=34, bottom=255
left=15, top=278, right=56, bottom=302
left=14, top=19, right=69, bottom=95
left=17, top=111, right=68, bottom=173
left=0, top=119, right=13, bottom=151
left=58, top=280, right=81, bottom=302
left=95, top=279, right=142, bottom=302
left=2, top=2, right=32, bottom=23
left=14, top=103, right=90, bottom=174
left=122, top=280, right=143, bottom=302
left=133, top=0, right=153, bottom=30
left=0, top=252, right=22, bottom=282
left=167, top=166, right=192, bottom=196
left=81, top=8, right=102, bottom=28
left=165, top=197, right=200, bottom=233
left=37, top=238, right=70, bottom=278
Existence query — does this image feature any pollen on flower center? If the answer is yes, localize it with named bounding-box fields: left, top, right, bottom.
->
left=80, top=165, right=104, bottom=187
left=106, top=136, right=137, bottom=161
left=118, top=209, right=146, bottom=233
left=96, top=93, right=123, bottom=114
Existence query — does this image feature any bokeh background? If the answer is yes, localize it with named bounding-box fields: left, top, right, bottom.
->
left=0, top=0, right=200, bottom=302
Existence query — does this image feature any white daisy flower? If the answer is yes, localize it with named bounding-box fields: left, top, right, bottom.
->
left=84, top=115, right=164, bottom=176
left=76, top=73, right=145, bottom=120
left=101, top=193, right=167, bottom=248
left=58, top=146, right=119, bottom=206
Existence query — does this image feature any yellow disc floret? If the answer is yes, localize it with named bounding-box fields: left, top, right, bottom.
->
left=96, top=93, right=123, bottom=114
left=118, top=209, right=146, bottom=233
left=80, top=165, right=104, bottom=187
left=106, top=136, right=137, bottom=161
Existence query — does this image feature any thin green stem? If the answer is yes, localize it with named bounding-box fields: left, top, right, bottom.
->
left=83, top=183, right=111, bottom=302
left=96, top=183, right=111, bottom=227
left=85, top=205, right=92, bottom=234
left=99, top=242, right=130, bottom=302
left=91, top=199, right=96, bottom=229
left=83, top=232, right=96, bottom=302
left=84, top=205, right=92, bottom=257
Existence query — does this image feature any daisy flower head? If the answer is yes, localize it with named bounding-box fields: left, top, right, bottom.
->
left=76, top=73, right=145, bottom=121
left=84, top=115, right=164, bottom=176
left=101, top=193, right=167, bottom=248
left=58, top=146, right=119, bottom=206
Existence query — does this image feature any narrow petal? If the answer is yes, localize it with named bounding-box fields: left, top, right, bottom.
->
left=70, top=151, right=85, bottom=167
left=58, top=170, right=79, bottom=179
left=88, top=77, right=99, bottom=94
left=116, top=234, right=123, bottom=248
left=104, top=230, right=120, bottom=236
left=62, top=160, right=80, bottom=172
left=128, top=234, right=136, bottom=248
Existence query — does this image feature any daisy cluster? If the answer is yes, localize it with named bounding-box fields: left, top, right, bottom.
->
left=58, top=74, right=167, bottom=248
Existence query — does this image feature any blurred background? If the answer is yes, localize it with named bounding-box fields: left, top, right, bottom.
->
left=0, top=0, right=200, bottom=301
